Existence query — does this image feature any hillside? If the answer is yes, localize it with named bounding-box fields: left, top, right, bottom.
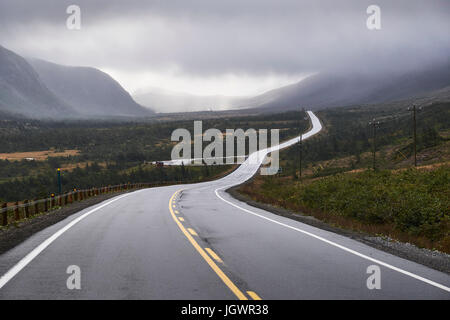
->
left=134, top=62, right=450, bottom=114
left=0, top=45, right=76, bottom=118
left=238, top=63, right=450, bottom=112
left=29, top=58, right=154, bottom=118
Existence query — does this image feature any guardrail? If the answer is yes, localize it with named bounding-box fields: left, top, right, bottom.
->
left=0, top=181, right=183, bottom=227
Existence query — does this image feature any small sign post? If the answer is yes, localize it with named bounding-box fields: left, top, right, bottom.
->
left=57, top=168, right=62, bottom=194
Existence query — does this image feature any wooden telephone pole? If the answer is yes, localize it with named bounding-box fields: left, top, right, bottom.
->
left=369, top=119, right=380, bottom=170
left=298, top=107, right=306, bottom=179
left=407, top=105, right=421, bottom=167
left=299, top=133, right=303, bottom=179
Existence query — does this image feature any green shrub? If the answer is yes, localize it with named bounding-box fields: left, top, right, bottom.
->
left=259, top=166, right=449, bottom=241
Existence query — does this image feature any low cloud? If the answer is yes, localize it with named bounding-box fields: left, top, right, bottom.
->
left=1, top=0, right=449, bottom=95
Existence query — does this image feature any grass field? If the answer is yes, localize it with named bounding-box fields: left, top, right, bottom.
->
left=240, top=164, right=450, bottom=253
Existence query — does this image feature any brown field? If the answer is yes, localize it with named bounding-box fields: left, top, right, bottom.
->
left=0, top=149, right=80, bottom=161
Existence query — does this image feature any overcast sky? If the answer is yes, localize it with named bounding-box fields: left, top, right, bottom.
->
left=0, top=0, right=449, bottom=96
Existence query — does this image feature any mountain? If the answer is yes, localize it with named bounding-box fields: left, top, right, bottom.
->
left=134, top=62, right=450, bottom=114
left=29, top=58, right=154, bottom=118
left=241, top=62, right=450, bottom=112
left=133, top=87, right=238, bottom=113
left=5, top=39, right=446, bottom=118
left=0, top=45, right=76, bottom=118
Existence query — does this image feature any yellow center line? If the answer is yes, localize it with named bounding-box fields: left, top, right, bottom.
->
left=187, top=228, right=198, bottom=236
left=174, top=210, right=179, bottom=214
left=178, top=217, right=185, bottom=222
left=169, top=190, right=248, bottom=300
left=205, top=248, right=223, bottom=263
left=247, top=291, right=262, bottom=300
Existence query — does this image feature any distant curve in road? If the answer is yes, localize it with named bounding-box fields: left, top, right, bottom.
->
left=0, top=111, right=449, bottom=299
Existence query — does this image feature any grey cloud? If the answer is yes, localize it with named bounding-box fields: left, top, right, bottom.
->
left=0, top=0, right=449, bottom=78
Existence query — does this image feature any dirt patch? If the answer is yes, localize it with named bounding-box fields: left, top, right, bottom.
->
left=0, top=149, right=80, bottom=161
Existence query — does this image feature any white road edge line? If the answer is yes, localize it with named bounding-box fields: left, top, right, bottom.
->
left=215, top=187, right=450, bottom=293
left=0, top=190, right=143, bottom=290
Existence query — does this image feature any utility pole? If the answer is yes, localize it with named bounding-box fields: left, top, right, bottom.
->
left=407, top=105, right=421, bottom=167
left=369, top=119, right=380, bottom=170
left=413, top=105, right=417, bottom=167
left=298, top=106, right=305, bottom=179
left=299, top=133, right=303, bottom=179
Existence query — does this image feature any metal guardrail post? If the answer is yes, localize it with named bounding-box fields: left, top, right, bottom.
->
left=25, top=200, right=30, bottom=218
left=34, top=199, right=39, bottom=215
left=1, top=203, right=7, bottom=226
left=14, top=201, right=20, bottom=221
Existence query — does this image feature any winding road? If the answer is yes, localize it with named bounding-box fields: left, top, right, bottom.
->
left=0, top=111, right=449, bottom=299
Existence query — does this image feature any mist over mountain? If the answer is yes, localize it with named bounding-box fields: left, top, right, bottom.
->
left=0, top=45, right=76, bottom=119
left=29, top=59, right=154, bottom=118
left=0, top=44, right=154, bottom=119
left=133, top=87, right=239, bottom=113
left=2, top=41, right=449, bottom=118
left=134, top=60, right=450, bottom=114
left=2, top=0, right=449, bottom=115
left=240, top=61, right=450, bottom=112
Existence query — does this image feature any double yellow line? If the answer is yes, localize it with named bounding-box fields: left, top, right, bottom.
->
left=169, top=190, right=261, bottom=300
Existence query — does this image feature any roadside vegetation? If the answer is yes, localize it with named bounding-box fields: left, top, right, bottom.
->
left=240, top=166, right=449, bottom=252
left=239, top=101, right=450, bottom=253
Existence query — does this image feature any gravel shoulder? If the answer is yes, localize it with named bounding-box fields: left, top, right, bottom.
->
left=227, top=184, right=450, bottom=275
